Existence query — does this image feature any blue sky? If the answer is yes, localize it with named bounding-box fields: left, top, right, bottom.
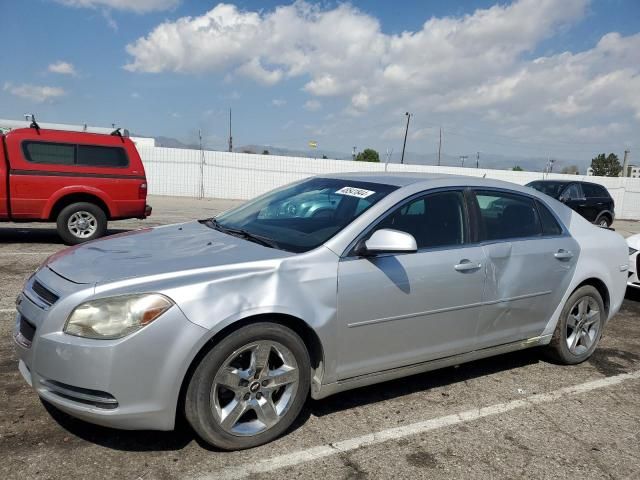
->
left=1, top=0, right=639, bottom=167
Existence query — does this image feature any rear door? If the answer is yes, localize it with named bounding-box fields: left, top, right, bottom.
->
left=561, top=183, right=592, bottom=221
left=581, top=183, right=612, bottom=222
left=472, top=190, right=579, bottom=349
left=0, top=136, right=8, bottom=218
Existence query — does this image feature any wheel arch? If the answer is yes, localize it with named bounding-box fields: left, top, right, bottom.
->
left=48, top=192, right=112, bottom=221
left=176, top=313, right=325, bottom=423
left=574, top=277, right=610, bottom=317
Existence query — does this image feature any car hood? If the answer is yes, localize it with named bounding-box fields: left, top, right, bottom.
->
left=45, top=221, right=293, bottom=284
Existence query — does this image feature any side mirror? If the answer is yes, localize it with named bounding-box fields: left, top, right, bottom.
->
left=358, top=229, right=418, bottom=256
left=559, top=195, right=568, bottom=203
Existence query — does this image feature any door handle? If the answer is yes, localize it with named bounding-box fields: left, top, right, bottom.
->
left=454, top=260, right=482, bottom=272
left=554, top=249, right=573, bottom=260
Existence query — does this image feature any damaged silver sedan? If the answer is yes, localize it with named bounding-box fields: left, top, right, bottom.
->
left=14, top=173, right=628, bottom=450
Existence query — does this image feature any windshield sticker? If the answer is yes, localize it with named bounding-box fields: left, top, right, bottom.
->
left=335, top=186, right=375, bottom=199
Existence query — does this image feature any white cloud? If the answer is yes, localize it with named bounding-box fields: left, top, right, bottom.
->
left=48, top=61, right=77, bottom=76
left=56, top=0, right=179, bottom=13
left=271, top=98, right=286, bottom=107
left=303, top=99, right=322, bottom=111
left=124, top=0, right=640, bottom=148
left=3, top=82, right=66, bottom=103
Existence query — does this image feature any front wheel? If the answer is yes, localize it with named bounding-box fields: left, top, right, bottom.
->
left=185, top=322, right=310, bottom=450
left=546, top=285, right=605, bottom=364
left=56, top=202, right=107, bottom=245
left=596, top=216, right=611, bottom=228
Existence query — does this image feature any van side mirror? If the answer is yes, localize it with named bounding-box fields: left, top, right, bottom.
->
left=356, top=229, right=418, bottom=256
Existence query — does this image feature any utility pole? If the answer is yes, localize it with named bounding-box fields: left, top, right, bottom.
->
left=460, top=155, right=468, bottom=167
left=352, top=146, right=357, bottom=161
left=476, top=151, right=480, bottom=169
left=228, top=108, right=233, bottom=152
left=437, top=127, right=442, bottom=166
left=623, top=149, right=630, bottom=177
left=400, top=112, right=411, bottom=164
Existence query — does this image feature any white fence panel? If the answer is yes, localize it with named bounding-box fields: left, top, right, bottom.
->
left=137, top=146, right=640, bottom=220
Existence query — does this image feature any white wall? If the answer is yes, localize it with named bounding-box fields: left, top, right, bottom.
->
left=138, top=146, right=640, bottom=220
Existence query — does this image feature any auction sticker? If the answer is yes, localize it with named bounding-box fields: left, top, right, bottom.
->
left=335, top=186, right=375, bottom=198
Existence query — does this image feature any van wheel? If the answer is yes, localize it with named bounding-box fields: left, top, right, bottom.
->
left=546, top=285, right=605, bottom=365
left=56, top=202, right=107, bottom=245
left=185, top=322, right=310, bottom=450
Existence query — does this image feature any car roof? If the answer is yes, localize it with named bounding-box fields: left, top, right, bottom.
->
left=318, top=171, right=535, bottom=192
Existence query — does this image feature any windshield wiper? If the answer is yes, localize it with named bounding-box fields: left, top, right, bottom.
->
left=203, top=218, right=280, bottom=249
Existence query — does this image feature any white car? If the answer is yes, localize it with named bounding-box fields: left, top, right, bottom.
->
left=627, top=233, right=640, bottom=288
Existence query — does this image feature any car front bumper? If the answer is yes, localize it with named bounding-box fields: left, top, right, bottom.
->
left=14, top=274, right=207, bottom=431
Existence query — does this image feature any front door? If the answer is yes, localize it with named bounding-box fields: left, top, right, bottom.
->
left=336, top=190, right=487, bottom=380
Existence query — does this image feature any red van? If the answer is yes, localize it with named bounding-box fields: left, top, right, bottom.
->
left=0, top=123, right=151, bottom=244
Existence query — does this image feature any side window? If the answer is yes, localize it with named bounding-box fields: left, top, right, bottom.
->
left=596, top=185, right=610, bottom=198
left=23, top=142, right=75, bottom=165
left=375, top=191, right=465, bottom=249
left=581, top=183, right=599, bottom=198
left=77, top=145, right=128, bottom=168
left=536, top=200, right=563, bottom=236
left=562, top=183, right=582, bottom=200
left=475, top=191, right=542, bottom=240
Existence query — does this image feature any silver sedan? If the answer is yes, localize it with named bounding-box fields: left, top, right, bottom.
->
left=14, top=173, right=628, bottom=450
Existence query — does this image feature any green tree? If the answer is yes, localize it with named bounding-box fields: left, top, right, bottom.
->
left=512, top=165, right=524, bottom=171
left=590, top=153, right=621, bottom=177
left=561, top=165, right=580, bottom=175
left=355, top=148, right=380, bottom=163
left=322, top=154, right=328, bottom=159
left=262, top=149, right=270, bottom=155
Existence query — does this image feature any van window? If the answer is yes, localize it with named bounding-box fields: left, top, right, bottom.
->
left=581, top=183, right=609, bottom=198
left=77, top=145, right=128, bottom=167
left=23, top=142, right=75, bottom=165
left=475, top=191, right=542, bottom=240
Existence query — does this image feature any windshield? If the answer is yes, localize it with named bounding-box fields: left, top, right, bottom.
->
left=210, top=178, right=398, bottom=253
left=527, top=181, right=566, bottom=198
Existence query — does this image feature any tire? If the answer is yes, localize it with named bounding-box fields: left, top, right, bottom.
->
left=185, top=322, right=310, bottom=450
left=546, top=285, right=605, bottom=365
left=56, top=202, right=107, bottom=245
left=596, top=215, right=611, bottom=228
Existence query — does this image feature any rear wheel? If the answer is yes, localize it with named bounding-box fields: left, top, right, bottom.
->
left=596, top=215, right=611, bottom=228
left=547, top=285, right=604, bottom=364
left=185, top=322, right=310, bottom=450
left=56, top=202, right=107, bottom=245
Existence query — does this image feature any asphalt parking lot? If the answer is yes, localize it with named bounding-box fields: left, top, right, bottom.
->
left=1, top=196, right=640, bottom=480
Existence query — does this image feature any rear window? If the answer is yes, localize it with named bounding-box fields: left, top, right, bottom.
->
left=536, top=200, right=563, bottom=236
left=23, top=142, right=75, bottom=165
left=77, top=145, right=128, bottom=167
left=581, top=183, right=609, bottom=198
left=475, top=190, right=542, bottom=240
left=22, top=141, right=129, bottom=168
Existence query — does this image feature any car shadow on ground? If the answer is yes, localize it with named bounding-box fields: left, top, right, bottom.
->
left=0, top=227, right=130, bottom=244
left=42, top=348, right=541, bottom=453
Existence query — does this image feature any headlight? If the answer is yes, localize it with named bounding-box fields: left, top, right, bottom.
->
left=64, top=293, right=173, bottom=340
left=630, top=247, right=638, bottom=256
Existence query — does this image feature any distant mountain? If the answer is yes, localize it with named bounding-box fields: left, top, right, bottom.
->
left=137, top=134, right=588, bottom=174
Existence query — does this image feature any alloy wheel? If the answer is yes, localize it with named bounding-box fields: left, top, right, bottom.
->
left=67, top=211, right=98, bottom=239
left=211, top=340, right=299, bottom=436
left=565, top=296, right=601, bottom=355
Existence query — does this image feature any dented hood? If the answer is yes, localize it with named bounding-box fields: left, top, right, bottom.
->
left=45, top=221, right=293, bottom=284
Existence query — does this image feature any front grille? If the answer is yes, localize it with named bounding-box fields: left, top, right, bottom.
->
left=40, top=379, right=118, bottom=409
left=19, top=315, right=36, bottom=343
left=32, top=280, right=59, bottom=306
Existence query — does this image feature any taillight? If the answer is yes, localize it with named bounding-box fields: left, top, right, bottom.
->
left=139, top=182, right=147, bottom=199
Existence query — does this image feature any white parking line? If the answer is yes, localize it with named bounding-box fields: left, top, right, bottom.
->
left=199, top=370, right=640, bottom=480
left=1, top=309, right=15, bottom=313
left=0, top=252, right=56, bottom=256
